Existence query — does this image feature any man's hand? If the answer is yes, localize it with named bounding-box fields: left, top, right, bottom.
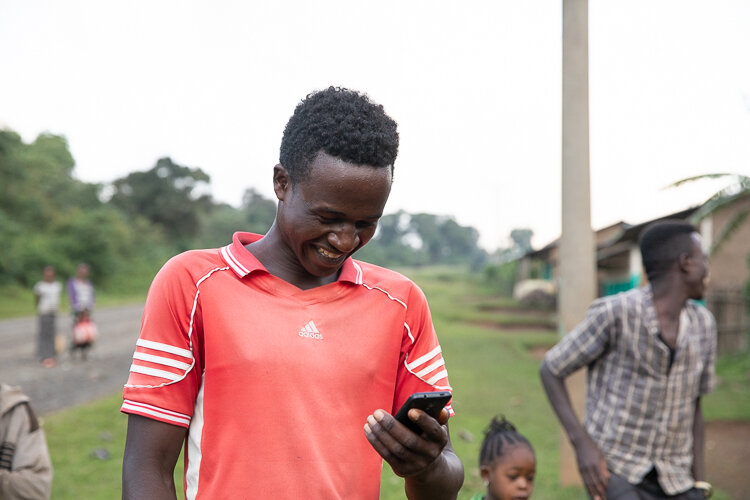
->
left=573, top=432, right=609, bottom=500
left=364, top=407, right=449, bottom=477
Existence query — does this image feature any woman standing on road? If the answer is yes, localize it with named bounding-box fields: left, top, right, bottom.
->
left=32, top=266, right=61, bottom=368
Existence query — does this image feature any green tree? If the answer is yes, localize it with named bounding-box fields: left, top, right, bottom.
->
left=408, top=213, right=485, bottom=266
left=357, top=211, right=486, bottom=268
left=241, top=188, right=276, bottom=234
left=109, top=157, right=212, bottom=248
left=0, top=131, right=95, bottom=228
left=510, top=228, right=533, bottom=254
left=0, top=129, right=155, bottom=286
left=195, top=203, right=248, bottom=248
left=193, top=189, right=277, bottom=248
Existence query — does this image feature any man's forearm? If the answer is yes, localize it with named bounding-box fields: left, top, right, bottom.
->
left=122, top=459, right=178, bottom=500
left=539, top=361, right=588, bottom=445
left=122, top=415, right=184, bottom=500
left=404, top=447, right=464, bottom=500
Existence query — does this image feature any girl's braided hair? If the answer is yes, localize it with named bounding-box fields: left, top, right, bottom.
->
left=479, top=415, right=533, bottom=466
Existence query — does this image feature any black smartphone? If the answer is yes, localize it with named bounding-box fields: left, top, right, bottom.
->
left=393, top=391, right=452, bottom=434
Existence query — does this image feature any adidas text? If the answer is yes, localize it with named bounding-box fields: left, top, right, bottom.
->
left=299, top=330, right=324, bottom=340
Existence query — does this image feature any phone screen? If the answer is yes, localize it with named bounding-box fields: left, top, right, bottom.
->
left=393, top=391, right=452, bottom=434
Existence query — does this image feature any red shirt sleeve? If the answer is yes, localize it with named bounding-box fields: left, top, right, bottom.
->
left=121, top=254, right=205, bottom=428
left=392, top=283, right=454, bottom=417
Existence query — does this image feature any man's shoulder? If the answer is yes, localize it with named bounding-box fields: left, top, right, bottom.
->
left=351, top=260, right=421, bottom=299
left=158, top=247, right=227, bottom=282
left=686, top=299, right=717, bottom=326
left=575, top=288, right=649, bottom=328
left=353, top=259, right=415, bottom=283
left=599, top=287, right=649, bottom=309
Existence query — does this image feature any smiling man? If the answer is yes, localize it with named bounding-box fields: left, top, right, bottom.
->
left=121, top=87, right=464, bottom=500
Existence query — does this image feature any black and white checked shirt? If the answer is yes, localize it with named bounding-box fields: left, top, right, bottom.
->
left=544, top=286, right=717, bottom=495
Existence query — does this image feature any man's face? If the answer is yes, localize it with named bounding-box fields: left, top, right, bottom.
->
left=43, top=267, right=55, bottom=282
left=274, top=152, right=392, bottom=281
left=685, top=232, right=709, bottom=300
left=76, top=264, right=89, bottom=280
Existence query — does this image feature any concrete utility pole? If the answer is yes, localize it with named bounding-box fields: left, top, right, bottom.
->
left=559, top=0, right=597, bottom=486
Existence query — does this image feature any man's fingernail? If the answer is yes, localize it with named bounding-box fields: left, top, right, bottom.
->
left=367, top=415, right=377, bottom=426
left=364, top=423, right=372, bottom=434
left=373, top=409, right=385, bottom=421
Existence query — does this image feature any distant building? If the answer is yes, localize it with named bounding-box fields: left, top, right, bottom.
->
left=522, top=192, right=750, bottom=353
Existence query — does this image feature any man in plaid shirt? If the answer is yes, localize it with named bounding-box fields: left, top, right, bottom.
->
left=540, top=220, right=716, bottom=499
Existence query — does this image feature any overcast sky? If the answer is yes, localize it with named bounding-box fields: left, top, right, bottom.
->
left=2, top=1, right=749, bottom=250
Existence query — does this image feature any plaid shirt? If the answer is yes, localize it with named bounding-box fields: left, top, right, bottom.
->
left=544, top=286, right=717, bottom=495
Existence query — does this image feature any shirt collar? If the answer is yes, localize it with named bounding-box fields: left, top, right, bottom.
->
left=221, top=231, right=364, bottom=285
left=641, top=284, right=696, bottom=344
left=642, top=284, right=661, bottom=336
left=339, top=258, right=364, bottom=285
left=220, top=232, right=266, bottom=277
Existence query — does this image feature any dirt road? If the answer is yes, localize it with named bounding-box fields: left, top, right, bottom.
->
left=0, top=304, right=143, bottom=415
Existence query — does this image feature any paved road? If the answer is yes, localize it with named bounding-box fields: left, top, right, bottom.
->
left=0, top=304, right=144, bottom=415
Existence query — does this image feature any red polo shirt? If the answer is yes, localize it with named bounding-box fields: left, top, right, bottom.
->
left=122, top=232, right=454, bottom=499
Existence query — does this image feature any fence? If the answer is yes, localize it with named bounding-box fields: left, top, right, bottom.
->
left=706, top=288, right=750, bottom=355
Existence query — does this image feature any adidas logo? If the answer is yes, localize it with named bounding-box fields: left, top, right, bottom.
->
left=298, top=320, right=323, bottom=340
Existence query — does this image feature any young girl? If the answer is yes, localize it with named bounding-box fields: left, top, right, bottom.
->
left=472, top=415, right=536, bottom=500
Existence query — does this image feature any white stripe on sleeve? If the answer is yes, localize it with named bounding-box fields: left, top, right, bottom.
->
left=122, top=401, right=191, bottom=426
left=415, top=359, right=446, bottom=378
left=130, top=364, right=183, bottom=381
left=405, top=345, right=442, bottom=370
left=133, top=352, right=192, bottom=371
left=136, top=339, right=193, bottom=359
left=425, top=369, right=449, bottom=386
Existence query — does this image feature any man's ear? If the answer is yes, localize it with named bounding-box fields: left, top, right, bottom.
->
left=678, top=252, right=691, bottom=273
left=273, top=164, right=291, bottom=201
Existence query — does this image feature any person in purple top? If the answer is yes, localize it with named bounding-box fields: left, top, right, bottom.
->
left=66, top=263, right=95, bottom=320
left=66, top=263, right=95, bottom=359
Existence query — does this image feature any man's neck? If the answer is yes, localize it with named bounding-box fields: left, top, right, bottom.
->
left=651, top=277, right=688, bottom=319
left=245, top=226, right=338, bottom=290
left=650, top=277, right=691, bottom=348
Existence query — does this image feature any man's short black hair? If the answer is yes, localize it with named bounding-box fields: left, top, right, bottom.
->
left=638, top=219, right=699, bottom=282
left=279, top=86, right=399, bottom=183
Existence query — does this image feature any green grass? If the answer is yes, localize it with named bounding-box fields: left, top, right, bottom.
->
left=43, top=393, right=185, bottom=500
left=40, top=268, right=747, bottom=499
left=704, top=352, right=750, bottom=421
left=44, top=394, right=128, bottom=499
left=0, top=285, right=38, bottom=318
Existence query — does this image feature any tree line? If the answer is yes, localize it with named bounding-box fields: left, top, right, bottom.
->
left=0, top=130, right=488, bottom=291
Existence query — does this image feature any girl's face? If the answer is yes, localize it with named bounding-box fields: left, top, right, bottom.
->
left=481, top=443, right=536, bottom=500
